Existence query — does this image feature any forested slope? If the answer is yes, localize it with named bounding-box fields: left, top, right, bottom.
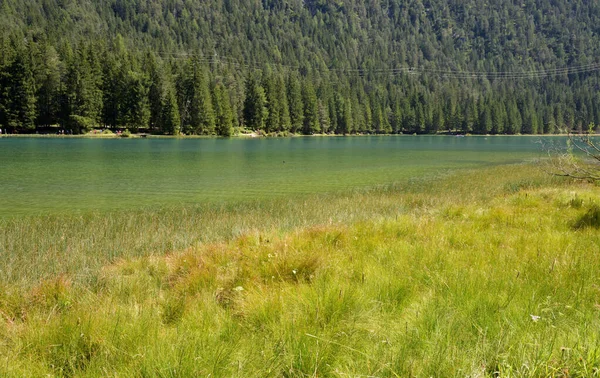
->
left=1, top=0, right=600, bottom=135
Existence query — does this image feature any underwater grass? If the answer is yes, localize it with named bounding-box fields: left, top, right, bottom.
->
left=1, top=163, right=600, bottom=376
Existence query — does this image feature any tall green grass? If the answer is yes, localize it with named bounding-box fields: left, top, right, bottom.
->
left=1, top=163, right=600, bottom=376
left=0, top=164, right=548, bottom=285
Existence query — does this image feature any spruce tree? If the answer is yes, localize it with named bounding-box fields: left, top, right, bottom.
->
left=317, top=100, right=331, bottom=134
left=462, top=100, right=478, bottom=134
left=478, top=106, right=493, bottom=134
left=243, top=74, right=268, bottom=130
left=35, top=43, right=61, bottom=127
left=189, top=63, right=215, bottom=135
left=162, top=85, right=181, bottom=135
left=432, top=105, right=444, bottom=133
left=101, top=55, right=124, bottom=129
left=360, top=101, right=372, bottom=134
left=391, top=101, right=402, bottom=134
left=276, top=75, right=291, bottom=132
left=491, top=102, right=506, bottom=134
left=145, top=52, right=165, bottom=132
left=122, top=71, right=150, bottom=132
left=262, top=71, right=280, bottom=133
left=506, top=100, right=522, bottom=134
left=213, top=83, right=234, bottom=136
left=287, top=73, right=303, bottom=133
left=328, top=95, right=338, bottom=133
left=414, top=103, right=425, bottom=134
left=373, top=105, right=385, bottom=134
left=6, top=51, right=36, bottom=132
left=302, top=80, right=319, bottom=134
left=0, top=41, right=14, bottom=130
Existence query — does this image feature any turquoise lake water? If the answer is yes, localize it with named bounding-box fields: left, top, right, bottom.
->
left=0, top=136, right=550, bottom=216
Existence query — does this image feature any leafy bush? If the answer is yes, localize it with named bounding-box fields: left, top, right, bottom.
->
left=69, top=115, right=94, bottom=134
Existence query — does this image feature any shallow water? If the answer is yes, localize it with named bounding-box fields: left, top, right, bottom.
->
left=0, top=136, right=550, bottom=216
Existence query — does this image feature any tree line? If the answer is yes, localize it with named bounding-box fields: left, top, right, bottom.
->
left=2, top=38, right=598, bottom=135
left=1, top=0, right=600, bottom=135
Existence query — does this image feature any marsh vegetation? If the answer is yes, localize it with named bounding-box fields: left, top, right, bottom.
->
left=2, top=163, right=599, bottom=377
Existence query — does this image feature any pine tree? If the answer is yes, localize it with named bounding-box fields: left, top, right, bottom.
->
left=391, top=101, right=402, bottom=134
left=328, top=95, right=338, bottom=133
left=506, top=100, right=522, bottom=134
left=276, top=75, right=291, bottom=132
left=35, top=43, right=61, bottom=127
left=432, top=105, right=444, bottom=133
left=360, top=100, right=372, bottom=133
left=462, top=99, right=478, bottom=134
left=334, top=95, right=353, bottom=135
left=189, top=62, right=215, bottom=135
left=374, top=105, right=385, bottom=134
left=287, top=73, right=303, bottom=133
left=343, top=99, right=354, bottom=134
left=554, top=106, right=564, bottom=131
left=162, top=85, right=181, bottom=135
left=84, top=44, right=104, bottom=125
left=145, top=52, right=165, bottom=132
left=6, top=50, right=37, bottom=132
left=402, top=99, right=415, bottom=133
left=122, top=70, right=150, bottom=131
left=302, top=80, right=319, bottom=134
left=262, top=70, right=280, bottom=133
left=213, top=83, right=234, bottom=136
left=243, top=74, right=268, bottom=130
left=491, top=102, right=506, bottom=134
left=101, top=55, right=124, bottom=129
left=414, top=102, right=425, bottom=134
left=543, top=110, right=556, bottom=134
left=423, top=101, right=435, bottom=133
left=478, top=105, right=492, bottom=134
left=334, top=93, right=345, bottom=134
left=317, top=100, right=331, bottom=134
left=522, top=102, right=539, bottom=134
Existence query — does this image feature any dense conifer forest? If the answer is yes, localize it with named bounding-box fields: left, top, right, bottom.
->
left=1, top=0, right=600, bottom=135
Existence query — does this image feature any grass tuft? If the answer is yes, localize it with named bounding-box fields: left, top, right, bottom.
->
left=574, top=203, right=600, bottom=229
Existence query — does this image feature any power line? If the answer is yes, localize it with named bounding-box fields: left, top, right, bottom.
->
left=155, top=51, right=600, bottom=80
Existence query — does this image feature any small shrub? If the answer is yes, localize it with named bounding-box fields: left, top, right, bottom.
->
left=69, top=115, right=94, bottom=134
left=120, top=129, right=131, bottom=138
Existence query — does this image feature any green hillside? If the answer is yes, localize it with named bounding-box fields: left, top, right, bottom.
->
left=1, top=0, right=600, bottom=134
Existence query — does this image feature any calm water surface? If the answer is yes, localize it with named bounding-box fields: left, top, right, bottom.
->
left=0, top=136, right=547, bottom=216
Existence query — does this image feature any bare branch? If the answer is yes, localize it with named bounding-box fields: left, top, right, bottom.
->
left=542, top=125, right=600, bottom=182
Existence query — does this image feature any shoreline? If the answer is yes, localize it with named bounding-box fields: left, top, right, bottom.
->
left=0, top=132, right=581, bottom=139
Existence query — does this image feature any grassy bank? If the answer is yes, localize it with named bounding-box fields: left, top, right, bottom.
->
left=1, top=164, right=600, bottom=376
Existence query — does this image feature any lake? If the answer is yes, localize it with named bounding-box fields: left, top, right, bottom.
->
left=0, top=136, right=550, bottom=216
